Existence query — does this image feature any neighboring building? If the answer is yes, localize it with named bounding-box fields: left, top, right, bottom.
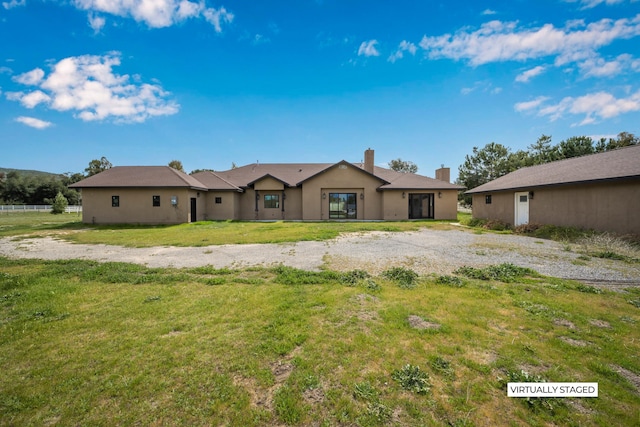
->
left=70, top=149, right=464, bottom=224
left=465, top=145, right=640, bottom=236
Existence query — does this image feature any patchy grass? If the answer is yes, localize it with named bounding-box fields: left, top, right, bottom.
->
left=1, top=257, right=639, bottom=426
left=0, top=213, right=463, bottom=247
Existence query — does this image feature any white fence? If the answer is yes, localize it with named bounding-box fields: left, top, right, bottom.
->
left=0, top=205, right=82, bottom=213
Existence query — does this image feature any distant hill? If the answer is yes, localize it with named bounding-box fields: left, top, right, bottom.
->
left=0, top=168, right=63, bottom=179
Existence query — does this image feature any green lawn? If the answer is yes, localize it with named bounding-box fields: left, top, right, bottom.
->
left=0, top=212, right=469, bottom=246
left=1, top=258, right=639, bottom=426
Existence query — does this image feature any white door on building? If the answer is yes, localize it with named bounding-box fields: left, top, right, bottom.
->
left=514, top=192, right=529, bottom=226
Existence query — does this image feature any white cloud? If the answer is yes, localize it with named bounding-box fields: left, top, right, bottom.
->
left=88, top=13, right=106, bottom=33
left=515, top=65, right=547, bottom=82
left=15, top=116, right=53, bottom=129
left=72, top=0, right=233, bottom=31
left=482, top=9, right=497, bottom=15
left=570, top=0, right=627, bottom=9
left=388, top=40, right=417, bottom=63
left=514, top=96, right=551, bottom=112
left=358, top=40, right=380, bottom=57
left=516, top=90, right=640, bottom=124
left=461, top=80, right=502, bottom=95
left=419, top=14, right=640, bottom=71
left=0, top=66, right=12, bottom=74
left=578, top=53, right=640, bottom=77
left=13, top=68, right=45, bottom=85
left=2, top=0, right=25, bottom=10
left=8, top=52, right=179, bottom=123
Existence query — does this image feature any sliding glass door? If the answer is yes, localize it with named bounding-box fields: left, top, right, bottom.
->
left=329, top=193, right=357, bottom=219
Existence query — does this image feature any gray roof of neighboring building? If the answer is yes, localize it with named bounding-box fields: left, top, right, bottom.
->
left=69, top=166, right=208, bottom=190
left=466, top=144, right=640, bottom=194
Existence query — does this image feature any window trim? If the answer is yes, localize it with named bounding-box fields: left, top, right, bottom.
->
left=264, top=194, right=280, bottom=209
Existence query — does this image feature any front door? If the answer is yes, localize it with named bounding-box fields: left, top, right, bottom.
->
left=190, top=197, right=197, bottom=222
left=514, top=192, right=529, bottom=226
left=409, top=193, right=434, bottom=219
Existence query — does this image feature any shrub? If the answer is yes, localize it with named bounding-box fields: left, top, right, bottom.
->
left=391, top=364, right=431, bottom=394
left=51, top=192, right=68, bottom=215
left=382, top=267, right=419, bottom=289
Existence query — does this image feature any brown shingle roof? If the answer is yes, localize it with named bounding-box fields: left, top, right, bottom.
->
left=466, top=145, right=640, bottom=194
left=190, top=170, right=243, bottom=191
left=207, top=161, right=462, bottom=191
left=69, top=166, right=208, bottom=190
left=373, top=166, right=465, bottom=190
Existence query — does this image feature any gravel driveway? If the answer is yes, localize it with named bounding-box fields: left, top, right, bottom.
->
left=2, top=227, right=639, bottom=285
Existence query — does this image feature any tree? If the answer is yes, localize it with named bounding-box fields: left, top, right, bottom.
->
left=527, top=134, right=557, bottom=165
left=168, top=160, right=184, bottom=172
left=51, top=192, right=68, bottom=214
left=595, top=132, right=639, bottom=152
left=457, top=142, right=512, bottom=205
left=556, top=136, right=594, bottom=159
left=388, top=158, right=418, bottom=173
left=85, top=157, right=112, bottom=176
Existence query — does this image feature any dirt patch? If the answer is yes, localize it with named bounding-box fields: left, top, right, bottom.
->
left=407, top=315, right=441, bottom=330
left=588, top=319, right=611, bottom=328
left=559, top=336, right=588, bottom=347
left=610, top=365, right=640, bottom=395
left=553, top=318, right=576, bottom=329
left=303, top=387, right=325, bottom=405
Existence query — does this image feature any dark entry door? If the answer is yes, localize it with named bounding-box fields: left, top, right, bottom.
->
left=190, top=198, right=197, bottom=222
left=409, top=193, right=434, bottom=219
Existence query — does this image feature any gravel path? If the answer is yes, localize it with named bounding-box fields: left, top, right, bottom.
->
left=2, top=228, right=639, bottom=284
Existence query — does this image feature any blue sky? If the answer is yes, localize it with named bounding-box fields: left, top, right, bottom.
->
left=1, top=0, right=639, bottom=180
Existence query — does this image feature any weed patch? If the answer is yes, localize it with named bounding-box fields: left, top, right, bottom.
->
left=435, top=275, right=465, bottom=287
left=382, top=267, right=419, bottom=289
left=500, top=370, right=563, bottom=413
left=454, top=263, right=537, bottom=282
left=392, top=364, right=431, bottom=395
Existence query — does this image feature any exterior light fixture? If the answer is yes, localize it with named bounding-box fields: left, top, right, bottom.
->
left=360, top=193, right=364, bottom=200
left=402, top=192, right=406, bottom=199
left=529, top=191, right=534, bottom=199
left=322, top=192, right=326, bottom=199
left=438, top=191, right=442, bottom=198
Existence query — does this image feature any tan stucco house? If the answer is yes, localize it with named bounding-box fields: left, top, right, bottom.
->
left=466, top=145, right=640, bottom=236
left=70, top=149, right=464, bottom=224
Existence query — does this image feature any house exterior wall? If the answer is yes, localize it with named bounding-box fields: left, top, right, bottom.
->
left=471, top=179, right=640, bottom=235
left=382, top=190, right=459, bottom=220
left=471, top=192, right=515, bottom=226
left=79, top=188, right=195, bottom=224
left=301, top=165, right=383, bottom=220
left=205, top=191, right=239, bottom=220
left=236, top=187, right=303, bottom=220
left=434, top=190, right=459, bottom=220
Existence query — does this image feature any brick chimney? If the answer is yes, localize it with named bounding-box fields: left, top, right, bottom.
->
left=364, top=148, right=374, bottom=174
left=435, top=165, right=450, bottom=183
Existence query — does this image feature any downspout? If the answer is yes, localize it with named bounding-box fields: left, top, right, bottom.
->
left=281, top=190, right=286, bottom=220
left=255, top=191, right=259, bottom=220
